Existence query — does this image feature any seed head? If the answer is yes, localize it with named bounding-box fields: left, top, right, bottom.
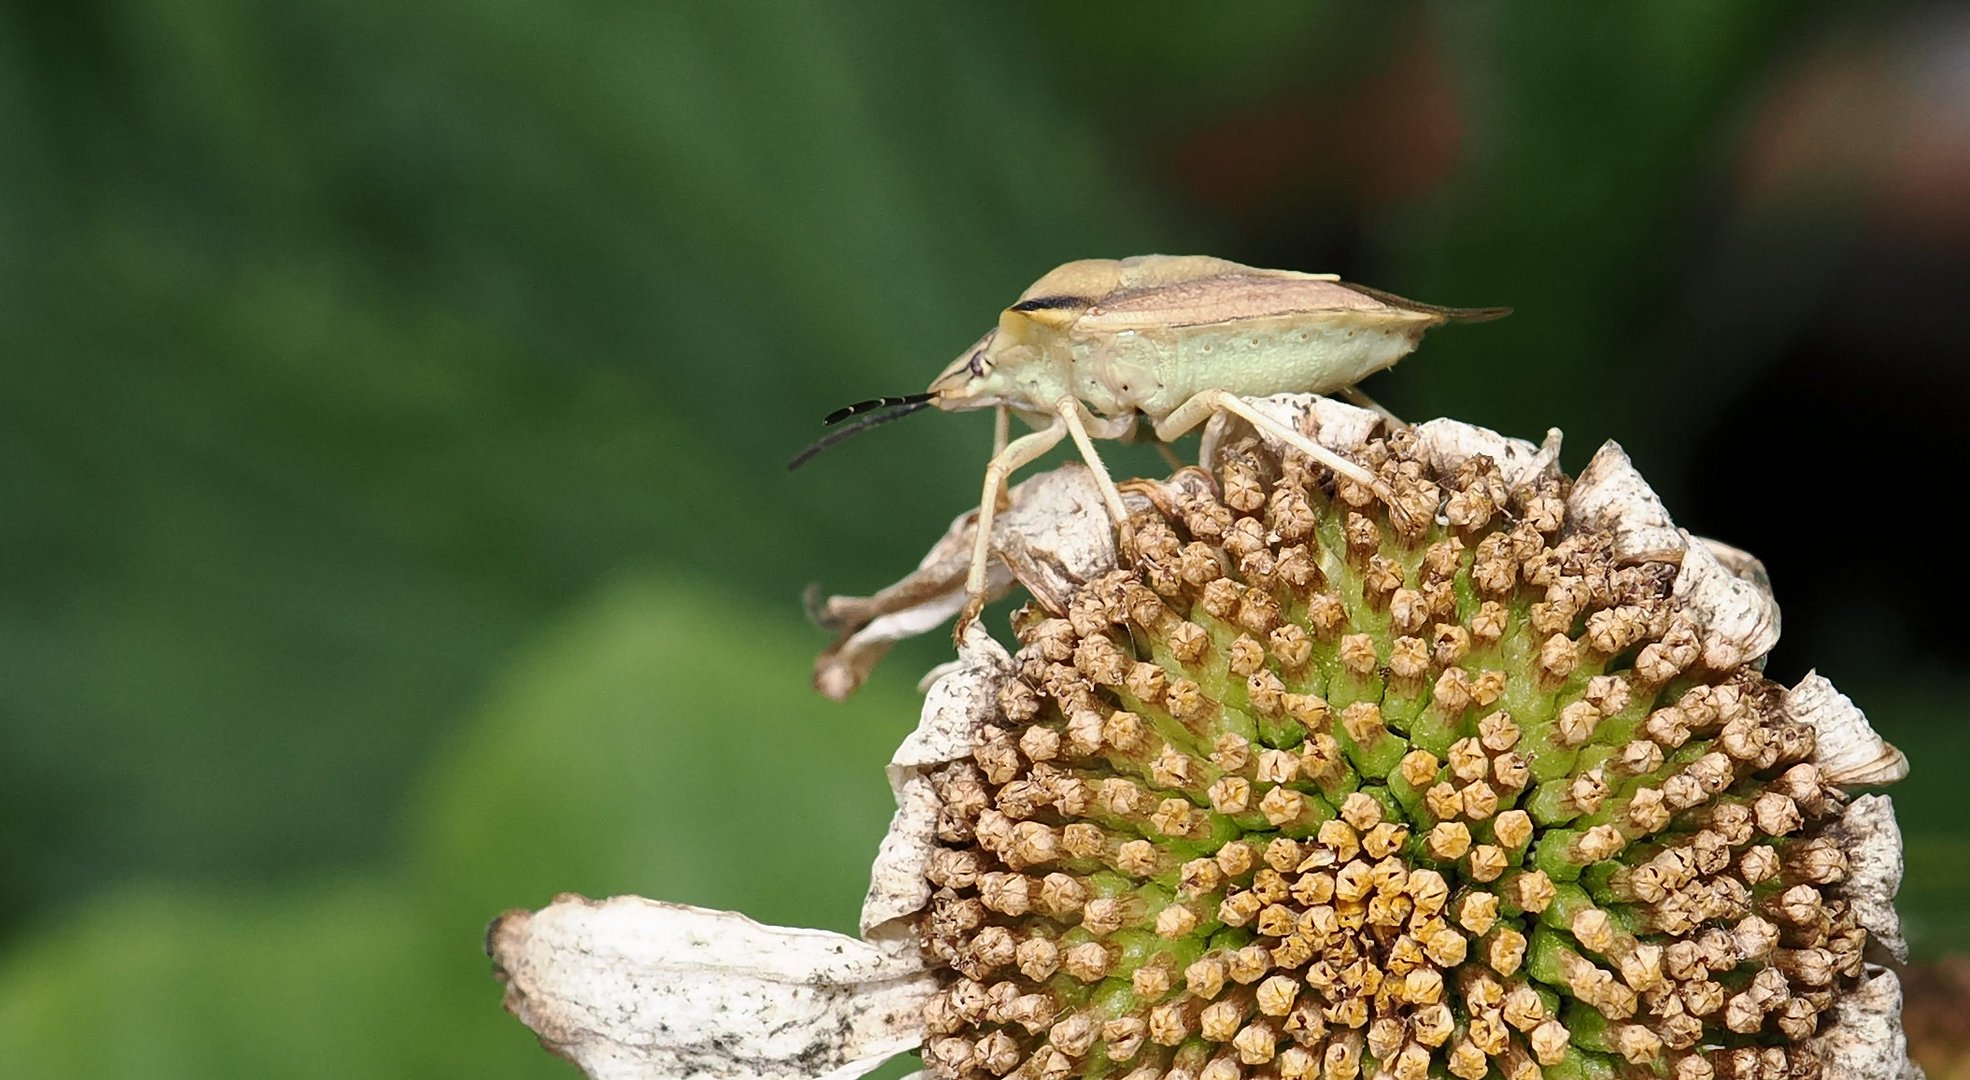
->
left=917, top=417, right=1910, bottom=1080
left=790, top=397, right=1912, bottom=1080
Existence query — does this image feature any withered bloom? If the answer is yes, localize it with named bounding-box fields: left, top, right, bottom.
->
left=492, top=395, right=1913, bottom=1080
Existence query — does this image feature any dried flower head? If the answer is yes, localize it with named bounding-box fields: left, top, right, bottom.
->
left=489, top=395, right=1912, bottom=1080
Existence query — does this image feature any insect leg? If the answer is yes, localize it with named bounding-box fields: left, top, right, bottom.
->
left=1341, top=386, right=1408, bottom=430
left=1154, top=389, right=1380, bottom=488
left=1055, top=398, right=1136, bottom=554
left=1125, top=414, right=1187, bottom=470
left=991, top=406, right=1011, bottom=511
left=959, top=417, right=1068, bottom=633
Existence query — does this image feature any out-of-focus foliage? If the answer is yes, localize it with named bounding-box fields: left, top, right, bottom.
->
left=0, top=578, right=919, bottom=1076
left=1, top=1, right=1964, bottom=1075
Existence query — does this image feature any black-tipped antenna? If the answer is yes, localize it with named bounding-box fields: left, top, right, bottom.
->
left=824, top=393, right=933, bottom=426
left=788, top=399, right=934, bottom=471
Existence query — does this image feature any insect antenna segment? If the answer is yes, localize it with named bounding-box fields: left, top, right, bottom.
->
left=788, top=398, right=936, bottom=471
left=823, top=393, right=934, bottom=426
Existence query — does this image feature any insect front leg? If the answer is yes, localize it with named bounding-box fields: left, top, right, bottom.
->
left=1053, top=398, right=1136, bottom=555
left=1154, top=388, right=1382, bottom=490
left=991, top=406, right=1011, bottom=512
left=958, top=417, right=1068, bottom=634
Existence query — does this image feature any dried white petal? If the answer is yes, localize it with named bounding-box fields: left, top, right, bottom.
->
left=987, top=465, right=1125, bottom=612
left=1695, top=536, right=1773, bottom=593
left=1812, top=964, right=1920, bottom=1080
left=889, top=623, right=1010, bottom=774
left=1671, top=528, right=1781, bottom=670
left=1787, top=672, right=1910, bottom=785
left=862, top=773, right=942, bottom=949
left=862, top=625, right=1011, bottom=940
left=1828, top=794, right=1908, bottom=961
left=1413, top=418, right=1563, bottom=491
left=811, top=591, right=982, bottom=703
left=811, top=465, right=1121, bottom=700
left=1198, top=393, right=1382, bottom=468
left=491, top=896, right=937, bottom=1080
left=1566, top=441, right=1686, bottom=565
left=914, top=658, right=967, bottom=695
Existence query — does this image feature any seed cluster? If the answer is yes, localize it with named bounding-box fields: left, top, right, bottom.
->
left=918, top=430, right=1866, bottom=1080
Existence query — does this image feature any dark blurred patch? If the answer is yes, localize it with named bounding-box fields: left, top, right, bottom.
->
left=1164, top=19, right=1464, bottom=221
left=1904, top=954, right=1970, bottom=1079
left=1688, top=238, right=1970, bottom=682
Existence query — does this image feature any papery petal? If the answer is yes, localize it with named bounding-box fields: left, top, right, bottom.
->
left=1828, top=794, right=1908, bottom=961
left=1672, top=527, right=1782, bottom=670
left=1566, top=441, right=1687, bottom=564
left=1787, top=672, right=1911, bottom=786
left=811, top=465, right=1120, bottom=700
left=490, top=895, right=937, bottom=1080
left=1200, top=396, right=1567, bottom=494
left=1812, top=964, right=1922, bottom=1080
left=862, top=624, right=1012, bottom=941
left=1412, top=418, right=1563, bottom=491
left=1198, top=394, right=1381, bottom=467
left=861, top=772, right=942, bottom=952
left=1694, top=536, right=1774, bottom=596
left=985, top=475, right=1119, bottom=614
left=888, top=622, right=1012, bottom=777
left=812, top=590, right=982, bottom=703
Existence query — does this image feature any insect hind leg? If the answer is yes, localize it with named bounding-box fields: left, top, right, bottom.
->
left=1155, top=389, right=1382, bottom=490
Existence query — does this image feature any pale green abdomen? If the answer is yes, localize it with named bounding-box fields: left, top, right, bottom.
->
left=1071, top=316, right=1426, bottom=419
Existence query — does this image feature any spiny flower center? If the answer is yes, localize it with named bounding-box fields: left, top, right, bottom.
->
left=919, top=430, right=1859, bottom=1080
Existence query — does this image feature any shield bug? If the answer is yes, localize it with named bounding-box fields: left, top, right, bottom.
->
left=792, top=254, right=1508, bottom=628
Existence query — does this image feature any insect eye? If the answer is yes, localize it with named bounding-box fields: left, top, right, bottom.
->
left=966, top=351, right=989, bottom=378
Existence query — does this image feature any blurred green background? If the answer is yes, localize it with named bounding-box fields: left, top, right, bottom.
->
left=4, top=1, right=1968, bottom=1075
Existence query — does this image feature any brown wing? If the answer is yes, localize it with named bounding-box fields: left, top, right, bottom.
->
left=1008, top=255, right=1331, bottom=313
left=1336, top=280, right=1512, bottom=323
left=1078, top=275, right=1442, bottom=334
left=1003, top=255, right=1510, bottom=334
